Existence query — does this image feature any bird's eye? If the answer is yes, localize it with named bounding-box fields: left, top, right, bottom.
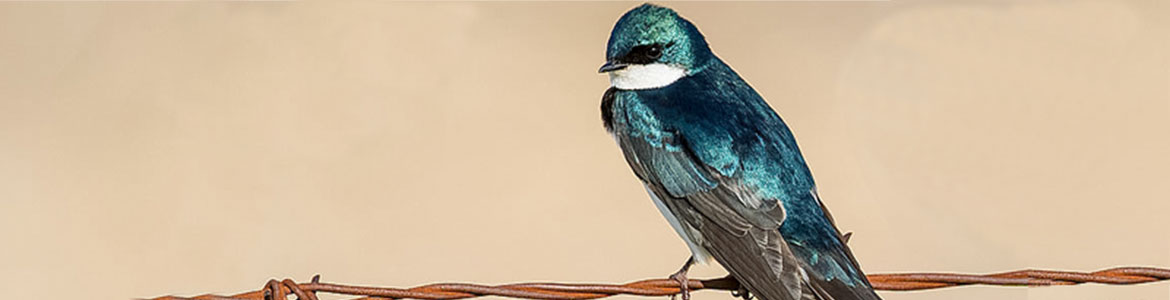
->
left=624, top=43, right=669, bottom=64
left=646, top=45, right=663, bottom=59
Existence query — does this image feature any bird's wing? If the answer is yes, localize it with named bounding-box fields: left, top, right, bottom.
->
left=606, top=78, right=880, bottom=300
left=612, top=118, right=804, bottom=300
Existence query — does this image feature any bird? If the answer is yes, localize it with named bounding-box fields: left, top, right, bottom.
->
left=597, top=4, right=881, bottom=300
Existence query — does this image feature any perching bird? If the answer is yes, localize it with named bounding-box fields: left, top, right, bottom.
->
left=598, top=4, right=881, bottom=300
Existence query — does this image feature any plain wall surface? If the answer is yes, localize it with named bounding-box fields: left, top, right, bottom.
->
left=0, top=1, right=1167, bottom=300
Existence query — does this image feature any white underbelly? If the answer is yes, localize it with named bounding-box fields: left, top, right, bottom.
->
left=644, top=185, right=712, bottom=263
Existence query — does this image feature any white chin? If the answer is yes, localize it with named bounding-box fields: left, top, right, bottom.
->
left=608, top=63, right=686, bottom=90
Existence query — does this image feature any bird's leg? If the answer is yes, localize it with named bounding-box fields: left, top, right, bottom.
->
left=669, top=256, right=695, bottom=300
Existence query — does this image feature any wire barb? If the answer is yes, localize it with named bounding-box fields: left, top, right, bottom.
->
left=150, top=266, right=1170, bottom=300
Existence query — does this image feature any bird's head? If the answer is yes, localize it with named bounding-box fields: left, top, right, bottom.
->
left=600, top=4, right=713, bottom=90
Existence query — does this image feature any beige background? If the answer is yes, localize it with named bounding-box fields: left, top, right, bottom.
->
left=1, top=1, right=1167, bottom=300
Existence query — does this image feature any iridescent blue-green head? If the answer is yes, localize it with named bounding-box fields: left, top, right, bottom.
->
left=599, top=4, right=714, bottom=90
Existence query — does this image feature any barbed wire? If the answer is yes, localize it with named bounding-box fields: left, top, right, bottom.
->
left=150, top=266, right=1170, bottom=300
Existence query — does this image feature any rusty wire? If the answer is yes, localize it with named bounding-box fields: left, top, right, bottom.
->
left=150, top=266, right=1170, bottom=300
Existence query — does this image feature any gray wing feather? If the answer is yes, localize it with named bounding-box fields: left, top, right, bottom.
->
left=616, top=130, right=811, bottom=300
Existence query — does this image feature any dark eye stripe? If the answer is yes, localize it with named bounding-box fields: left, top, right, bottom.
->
left=623, top=42, right=669, bottom=64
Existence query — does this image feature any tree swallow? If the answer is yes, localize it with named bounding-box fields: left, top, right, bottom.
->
left=599, top=4, right=881, bottom=300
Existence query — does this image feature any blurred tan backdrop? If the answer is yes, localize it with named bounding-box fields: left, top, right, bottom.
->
left=1, top=1, right=1167, bottom=300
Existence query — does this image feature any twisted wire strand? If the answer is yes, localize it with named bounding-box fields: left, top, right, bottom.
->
left=150, top=267, right=1170, bottom=300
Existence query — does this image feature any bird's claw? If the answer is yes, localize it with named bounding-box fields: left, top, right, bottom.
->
left=669, top=271, right=691, bottom=300
left=730, top=286, right=753, bottom=300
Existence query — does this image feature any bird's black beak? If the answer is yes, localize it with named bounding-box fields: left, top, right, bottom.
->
left=598, top=60, right=628, bottom=73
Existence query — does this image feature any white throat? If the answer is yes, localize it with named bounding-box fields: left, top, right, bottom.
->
left=608, top=63, right=687, bottom=90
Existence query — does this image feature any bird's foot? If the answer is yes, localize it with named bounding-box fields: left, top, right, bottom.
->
left=730, top=286, right=753, bottom=300
left=715, top=275, right=752, bottom=300
left=669, top=269, right=691, bottom=300
left=668, top=257, right=695, bottom=300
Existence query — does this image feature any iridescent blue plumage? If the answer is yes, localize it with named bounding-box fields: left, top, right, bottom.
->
left=601, top=4, right=879, bottom=300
